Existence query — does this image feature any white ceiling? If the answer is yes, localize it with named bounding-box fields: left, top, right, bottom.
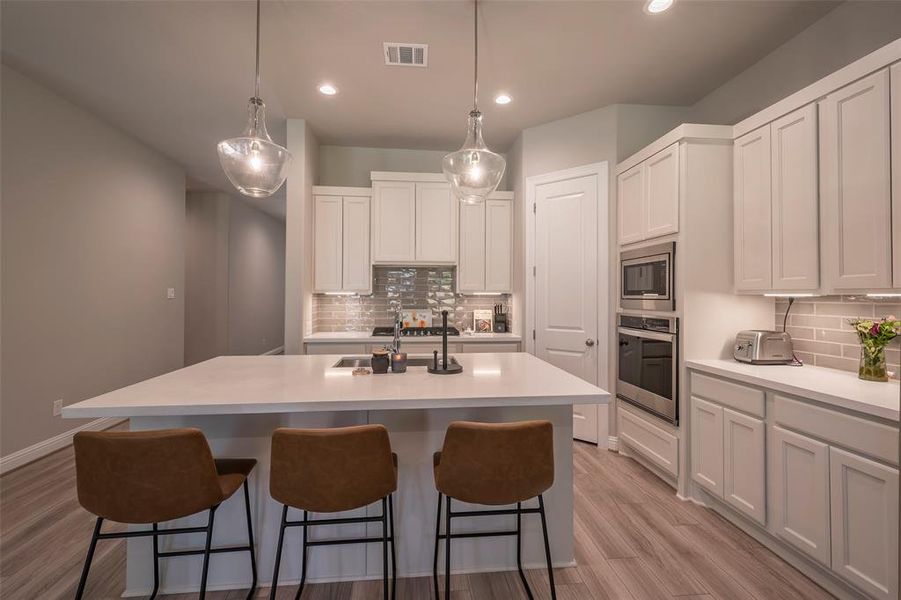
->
left=1, top=0, right=840, bottom=218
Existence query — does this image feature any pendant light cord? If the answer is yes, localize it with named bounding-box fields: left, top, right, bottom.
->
left=473, top=0, right=479, bottom=113
left=254, top=0, right=262, bottom=100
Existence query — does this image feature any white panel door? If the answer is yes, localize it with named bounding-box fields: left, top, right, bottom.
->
left=733, top=125, right=773, bottom=291
left=892, top=63, right=901, bottom=288
left=458, top=202, right=485, bottom=292
left=690, top=397, right=724, bottom=497
left=771, top=104, right=819, bottom=291
left=771, top=426, right=831, bottom=566
left=313, top=195, right=343, bottom=292
left=829, top=447, right=899, bottom=600
left=617, top=164, right=645, bottom=245
left=485, top=199, right=512, bottom=292
left=535, top=174, right=599, bottom=443
left=821, top=69, right=892, bottom=290
left=371, top=181, right=416, bottom=262
left=415, top=182, right=456, bottom=263
left=644, top=142, right=680, bottom=240
left=723, top=408, right=766, bottom=525
left=342, top=196, right=371, bottom=293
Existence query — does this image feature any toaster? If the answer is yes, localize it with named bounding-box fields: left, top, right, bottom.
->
left=733, top=330, right=794, bottom=364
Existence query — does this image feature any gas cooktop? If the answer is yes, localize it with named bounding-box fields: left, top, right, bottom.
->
left=372, top=326, right=460, bottom=337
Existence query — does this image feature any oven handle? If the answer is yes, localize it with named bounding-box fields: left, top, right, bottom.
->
left=618, top=327, right=675, bottom=342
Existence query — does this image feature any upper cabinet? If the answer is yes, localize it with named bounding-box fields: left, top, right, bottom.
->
left=892, top=63, right=901, bottom=288
left=415, top=182, right=457, bottom=263
left=820, top=69, right=893, bottom=291
left=313, top=188, right=372, bottom=294
left=458, top=197, right=513, bottom=293
left=734, top=104, right=819, bottom=292
left=617, top=143, right=679, bottom=245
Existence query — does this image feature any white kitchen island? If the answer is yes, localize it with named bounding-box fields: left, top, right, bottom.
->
left=63, top=352, right=609, bottom=596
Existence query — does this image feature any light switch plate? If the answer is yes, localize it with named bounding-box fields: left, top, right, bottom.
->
left=53, top=399, right=63, bottom=417
left=167, top=288, right=176, bottom=299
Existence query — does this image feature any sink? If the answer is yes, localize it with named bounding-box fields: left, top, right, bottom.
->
left=332, top=356, right=460, bottom=369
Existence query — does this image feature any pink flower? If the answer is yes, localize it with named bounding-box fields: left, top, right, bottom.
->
left=870, top=323, right=881, bottom=336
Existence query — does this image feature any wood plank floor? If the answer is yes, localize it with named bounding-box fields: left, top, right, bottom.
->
left=0, top=440, right=835, bottom=600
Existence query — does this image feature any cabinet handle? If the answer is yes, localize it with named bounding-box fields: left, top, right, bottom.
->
left=586, top=339, right=596, bottom=347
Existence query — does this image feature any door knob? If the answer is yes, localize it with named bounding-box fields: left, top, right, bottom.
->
left=585, top=338, right=595, bottom=347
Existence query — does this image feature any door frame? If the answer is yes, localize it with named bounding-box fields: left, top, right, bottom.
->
left=525, top=162, right=610, bottom=435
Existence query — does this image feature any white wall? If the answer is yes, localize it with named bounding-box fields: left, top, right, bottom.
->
left=1, top=65, right=186, bottom=457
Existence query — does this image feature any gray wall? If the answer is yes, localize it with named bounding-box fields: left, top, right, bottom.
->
left=689, top=1, right=901, bottom=125
left=1, top=65, right=186, bottom=456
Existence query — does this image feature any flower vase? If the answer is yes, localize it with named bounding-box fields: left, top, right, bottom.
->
left=858, top=345, right=888, bottom=382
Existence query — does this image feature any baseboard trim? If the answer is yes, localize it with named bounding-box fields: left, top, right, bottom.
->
left=607, top=435, right=619, bottom=451
left=0, top=417, right=127, bottom=475
left=261, top=345, right=285, bottom=355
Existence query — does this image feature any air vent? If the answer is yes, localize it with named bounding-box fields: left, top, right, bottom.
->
left=383, top=43, right=428, bottom=67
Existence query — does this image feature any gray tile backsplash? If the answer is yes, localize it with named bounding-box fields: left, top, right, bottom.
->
left=312, top=266, right=511, bottom=333
left=775, top=295, right=901, bottom=379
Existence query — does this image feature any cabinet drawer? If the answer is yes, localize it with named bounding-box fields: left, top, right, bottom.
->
left=774, top=394, right=898, bottom=466
left=691, top=373, right=765, bottom=418
left=460, top=342, right=520, bottom=353
left=619, top=404, right=679, bottom=476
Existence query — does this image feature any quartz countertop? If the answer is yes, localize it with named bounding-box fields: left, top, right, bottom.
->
left=686, top=359, right=900, bottom=421
left=303, top=331, right=522, bottom=343
left=63, top=353, right=608, bottom=418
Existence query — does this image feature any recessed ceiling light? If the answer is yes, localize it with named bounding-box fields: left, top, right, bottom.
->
left=645, top=0, right=674, bottom=14
left=494, top=94, right=512, bottom=105
left=318, top=83, right=338, bottom=96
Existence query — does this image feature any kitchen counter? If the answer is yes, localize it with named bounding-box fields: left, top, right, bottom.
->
left=686, top=359, right=899, bottom=421
left=303, top=331, right=522, bottom=343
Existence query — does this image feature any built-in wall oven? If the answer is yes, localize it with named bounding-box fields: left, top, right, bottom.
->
left=617, top=314, right=679, bottom=424
left=620, top=241, right=675, bottom=312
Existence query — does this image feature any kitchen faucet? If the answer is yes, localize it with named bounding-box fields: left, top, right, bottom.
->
left=392, top=307, right=402, bottom=354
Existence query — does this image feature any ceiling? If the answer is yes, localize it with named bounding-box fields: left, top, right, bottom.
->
left=1, top=0, right=840, bottom=218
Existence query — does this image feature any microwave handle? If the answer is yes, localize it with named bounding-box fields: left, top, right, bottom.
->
left=618, top=327, right=675, bottom=342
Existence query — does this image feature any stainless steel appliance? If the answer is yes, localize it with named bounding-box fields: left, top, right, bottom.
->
left=733, top=330, right=794, bottom=364
left=620, top=241, right=675, bottom=311
left=617, top=314, right=679, bottom=424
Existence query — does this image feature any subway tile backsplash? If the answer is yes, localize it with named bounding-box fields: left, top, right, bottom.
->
left=312, top=266, right=511, bottom=333
left=775, top=296, right=901, bottom=379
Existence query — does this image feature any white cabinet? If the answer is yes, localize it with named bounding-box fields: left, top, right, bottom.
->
left=733, top=125, right=773, bottom=291
left=314, top=193, right=371, bottom=294
left=722, top=408, right=766, bottom=525
left=617, top=143, right=679, bottom=245
left=829, top=448, right=899, bottom=600
left=458, top=199, right=512, bottom=293
left=690, top=396, right=724, bottom=497
left=771, top=104, right=819, bottom=291
left=821, top=69, right=893, bottom=291
left=771, top=426, right=831, bottom=567
left=415, top=182, right=457, bottom=263
left=371, top=181, right=416, bottom=263
left=892, top=63, right=901, bottom=288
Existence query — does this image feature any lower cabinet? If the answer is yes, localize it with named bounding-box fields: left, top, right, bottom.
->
left=771, top=426, right=832, bottom=567
left=829, top=447, right=899, bottom=600
left=304, top=341, right=521, bottom=355
left=690, top=396, right=724, bottom=495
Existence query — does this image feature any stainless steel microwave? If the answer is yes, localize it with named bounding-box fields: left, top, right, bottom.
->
left=620, top=241, right=675, bottom=312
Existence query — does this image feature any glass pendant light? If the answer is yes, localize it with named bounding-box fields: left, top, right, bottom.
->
left=217, top=0, right=291, bottom=198
left=443, top=0, right=506, bottom=205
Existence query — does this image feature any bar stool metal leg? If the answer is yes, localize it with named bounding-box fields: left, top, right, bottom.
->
left=444, top=496, right=451, bottom=600
left=150, top=522, right=160, bottom=599
left=199, top=505, right=219, bottom=599
left=381, top=498, right=389, bottom=600
left=388, top=494, right=397, bottom=600
left=538, top=495, right=556, bottom=600
left=294, top=510, right=309, bottom=600
left=432, top=492, right=442, bottom=599
left=74, top=517, right=103, bottom=600
left=270, top=505, right=288, bottom=600
left=242, top=480, right=258, bottom=599
left=515, top=502, right=535, bottom=599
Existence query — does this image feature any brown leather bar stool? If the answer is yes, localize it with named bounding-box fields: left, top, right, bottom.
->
left=269, top=425, right=398, bottom=600
left=432, top=420, right=556, bottom=600
left=72, top=428, right=258, bottom=600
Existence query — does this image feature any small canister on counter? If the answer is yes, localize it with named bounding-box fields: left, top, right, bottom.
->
left=391, top=352, right=408, bottom=373
left=371, top=347, right=390, bottom=374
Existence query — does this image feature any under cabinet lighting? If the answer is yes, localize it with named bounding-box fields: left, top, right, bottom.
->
left=866, top=293, right=901, bottom=298
left=763, top=293, right=819, bottom=298
left=322, top=292, right=357, bottom=296
left=470, top=292, right=504, bottom=296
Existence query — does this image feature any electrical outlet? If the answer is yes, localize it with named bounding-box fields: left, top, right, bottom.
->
left=167, top=288, right=176, bottom=299
left=53, top=399, right=63, bottom=417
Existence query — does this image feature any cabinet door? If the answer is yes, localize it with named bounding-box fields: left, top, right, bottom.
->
left=617, top=164, right=645, bottom=245
left=733, top=125, right=773, bottom=291
left=821, top=69, right=892, bottom=290
left=690, top=397, right=724, bottom=497
left=829, top=447, right=899, bottom=600
left=342, top=196, right=371, bottom=293
left=644, top=143, right=680, bottom=240
left=771, top=426, right=831, bottom=566
left=485, top=199, right=512, bottom=292
left=415, top=182, right=457, bottom=262
left=892, top=63, right=901, bottom=288
left=723, top=408, right=766, bottom=525
left=458, top=202, right=486, bottom=292
left=371, top=181, right=416, bottom=262
left=771, top=104, right=819, bottom=291
left=313, top=195, right=343, bottom=292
